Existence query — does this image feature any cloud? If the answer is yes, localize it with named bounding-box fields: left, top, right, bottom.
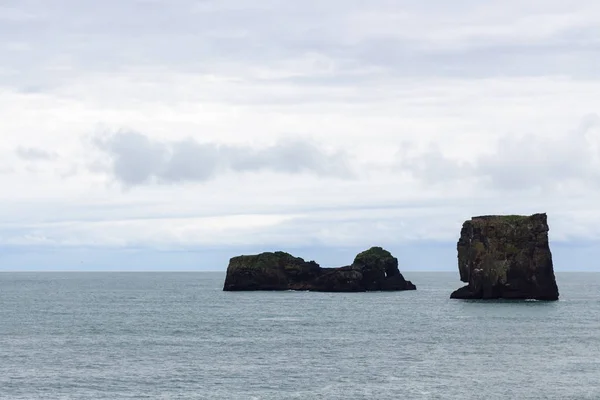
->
left=2, top=0, right=600, bottom=96
left=92, top=131, right=353, bottom=186
left=15, top=146, right=57, bottom=161
left=399, top=115, right=600, bottom=190
left=397, top=142, right=474, bottom=183
left=477, top=114, right=600, bottom=190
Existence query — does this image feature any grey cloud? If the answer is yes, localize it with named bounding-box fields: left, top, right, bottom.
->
left=93, top=131, right=353, bottom=186
left=227, top=140, right=350, bottom=176
left=399, top=115, right=600, bottom=190
left=160, top=140, right=220, bottom=183
left=397, top=143, right=474, bottom=183
left=16, top=146, right=57, bottom=161
left=93, top=131, right=169, bottom=185
left=477, top=115, right=600, bottom=190
left=2, top=0, right=600, bottom=93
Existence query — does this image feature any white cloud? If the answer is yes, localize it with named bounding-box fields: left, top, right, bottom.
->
left=399, top=114, right=600, bottom=191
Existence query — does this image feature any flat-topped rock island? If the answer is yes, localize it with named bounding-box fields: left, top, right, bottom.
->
left=450, top=213, right=559, bottom=301
left=223, top=247, right=416, bottom=292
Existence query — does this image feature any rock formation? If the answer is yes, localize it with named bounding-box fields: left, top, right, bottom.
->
left=450, top=213, right=559, bottom=300
left=223, top=247, right=416, bottom=292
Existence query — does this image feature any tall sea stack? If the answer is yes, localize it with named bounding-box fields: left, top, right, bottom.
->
left=450, top=213, right=559, bottom=301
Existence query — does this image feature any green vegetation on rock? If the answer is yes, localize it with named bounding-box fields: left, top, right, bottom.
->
left=483, top=259, right=510, bottom=285
left=353, top=246, right=393, bottom=264
left=496, top=215, right=528, bottom=223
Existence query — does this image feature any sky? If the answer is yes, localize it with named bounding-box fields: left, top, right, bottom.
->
left=1, top=0, right=600, bottom=271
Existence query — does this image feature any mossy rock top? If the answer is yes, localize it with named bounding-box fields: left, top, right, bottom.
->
left=230, top=251, right=316, bottom=266
left=353, top=246, right=394, bottom=263
left=469, top=213, right=547, bottom=225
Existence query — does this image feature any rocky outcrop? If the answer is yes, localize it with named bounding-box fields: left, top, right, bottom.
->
left=223, top=247, right=416, bottom=292
left=450, top=213, right=559, bottom=300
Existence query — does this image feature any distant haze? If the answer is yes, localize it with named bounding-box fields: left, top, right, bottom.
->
left=1, top=1, right=599, bottom=270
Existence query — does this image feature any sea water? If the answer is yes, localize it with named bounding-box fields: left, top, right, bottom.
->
left=1, top=272, right=599, bottom=399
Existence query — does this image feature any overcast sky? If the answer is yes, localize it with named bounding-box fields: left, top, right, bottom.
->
left=1, top=0, right=600, bottom=271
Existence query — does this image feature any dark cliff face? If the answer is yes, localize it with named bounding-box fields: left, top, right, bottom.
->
left=223, top=251, right=322, bottom=291
left=223, top=247, right=416, bottom=292
left=450, top=213, right=559, bottom=301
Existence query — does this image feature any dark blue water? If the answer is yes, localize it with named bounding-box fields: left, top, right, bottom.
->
left=1, top=272, right=599, bottom=399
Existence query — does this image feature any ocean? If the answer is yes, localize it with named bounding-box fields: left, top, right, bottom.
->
left=1, top=272, right=599, bottom=399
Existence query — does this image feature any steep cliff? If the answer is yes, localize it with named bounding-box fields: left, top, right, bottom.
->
left=450, top=213, right=559, bottom=300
